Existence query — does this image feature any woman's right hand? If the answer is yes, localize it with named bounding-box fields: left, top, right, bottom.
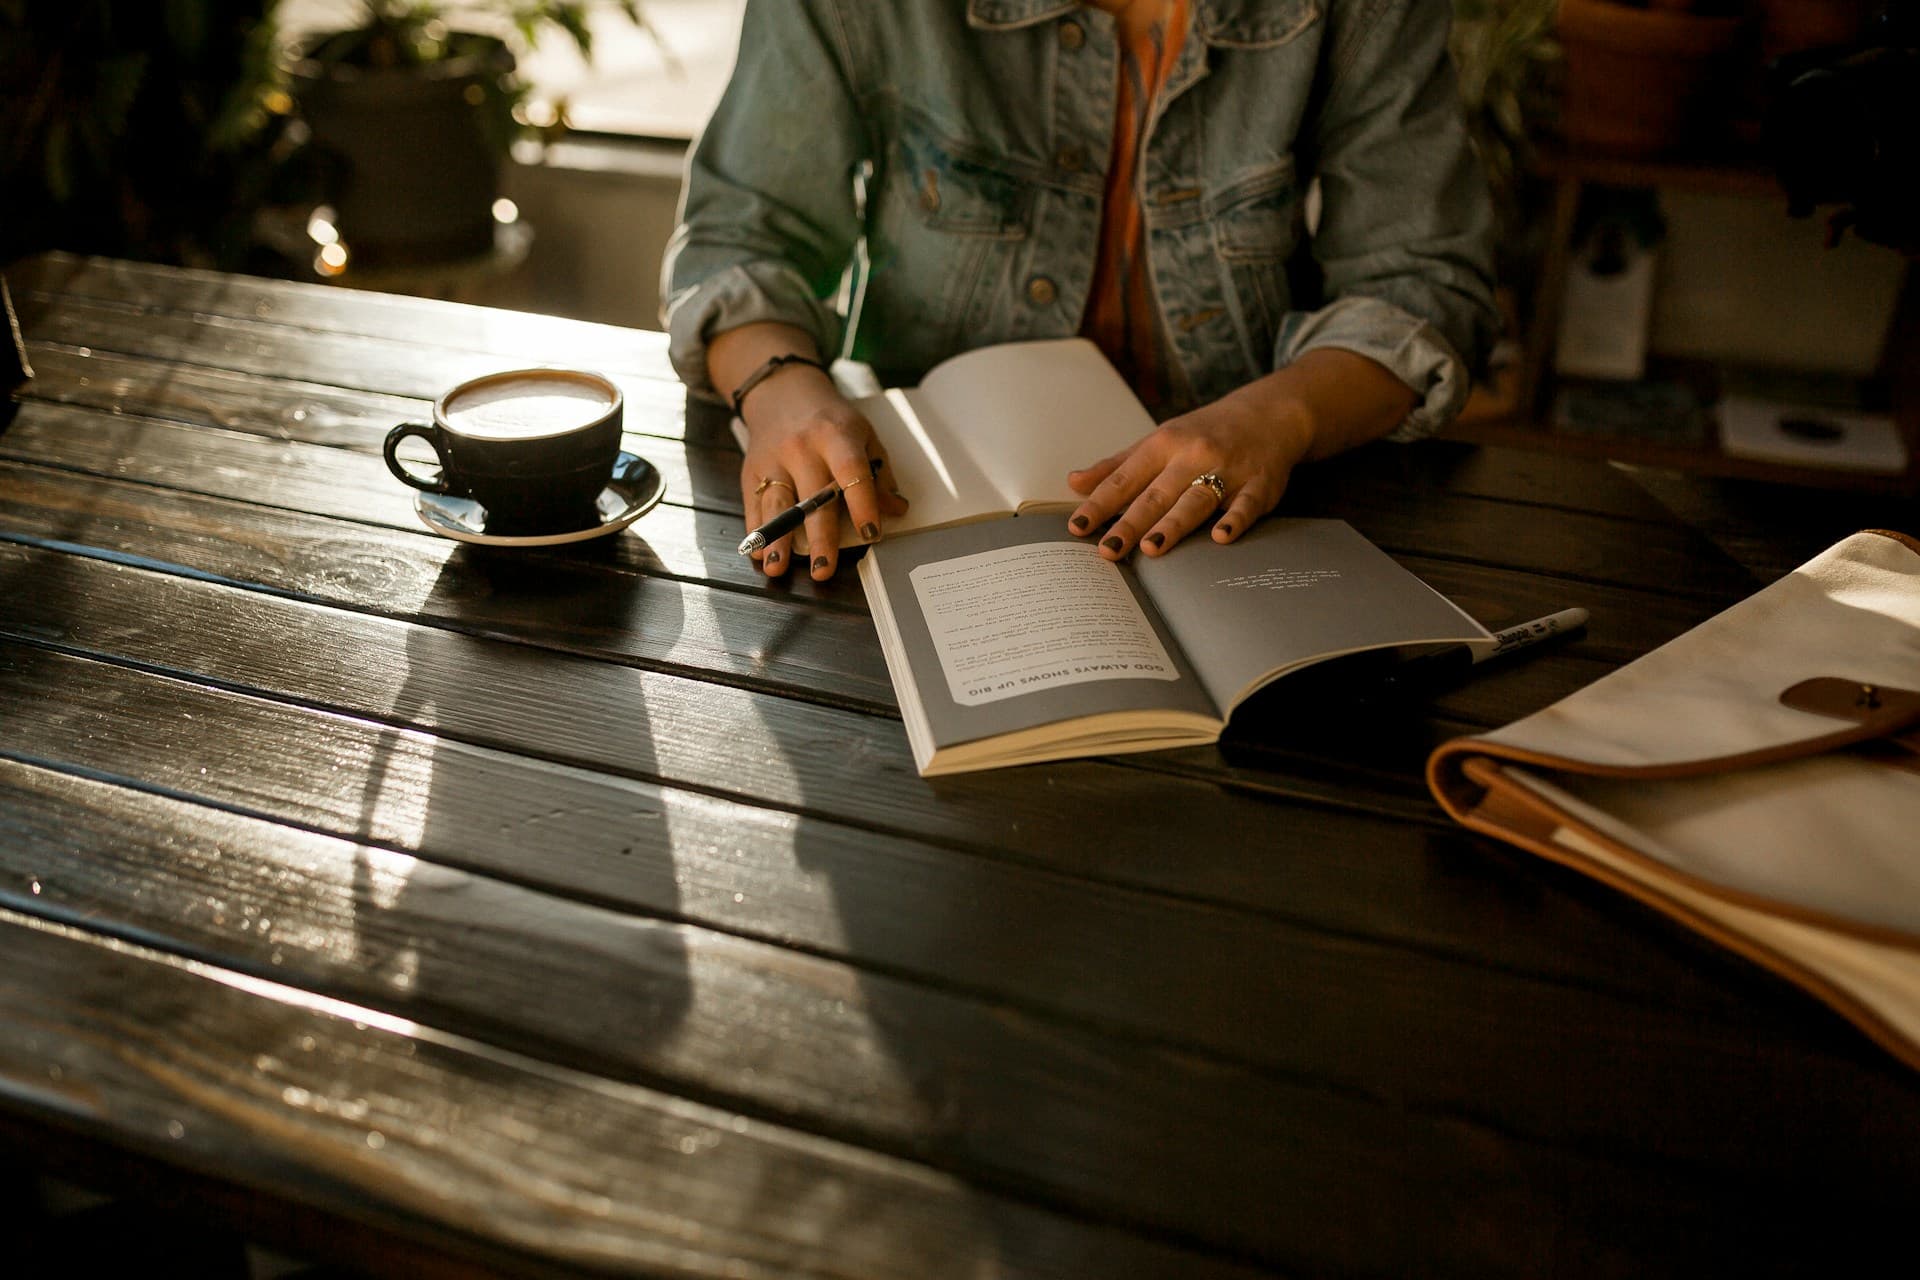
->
left=711, top=323, right=907, bottom=580
left=735, top=363, right=907, bottom=581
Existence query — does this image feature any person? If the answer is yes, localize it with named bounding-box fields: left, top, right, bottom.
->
left=663, top=0, right=1499, bottom=580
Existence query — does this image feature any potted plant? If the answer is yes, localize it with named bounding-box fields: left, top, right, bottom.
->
left=283, top=1, right=648, bottom=268
left=1451, top=1, right=1562, bottom=276
left=0, top=0, right=292, bottom=270
left=1557, top=0, right=1749, bottom=156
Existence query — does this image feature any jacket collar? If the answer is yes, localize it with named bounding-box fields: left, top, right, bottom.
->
left=966, top=0, right=1318, bottom=48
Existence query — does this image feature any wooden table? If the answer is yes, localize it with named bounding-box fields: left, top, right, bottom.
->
left=3, top=251, right=1918, bottom=1278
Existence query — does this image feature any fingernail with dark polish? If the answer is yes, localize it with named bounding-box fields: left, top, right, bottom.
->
left=812, top=556, right=830, bottom=574
left=1102, top=535, right=1124, bottom=552
left=766, top=550, right=781, bottom=567
left=1145, top=532, right=1164, bottom=549
left=1070, top=515, right=1090, bottom=532
left=1217, top=523, right=1234, bottom=538
left=860, top=522, right=879, bottom=541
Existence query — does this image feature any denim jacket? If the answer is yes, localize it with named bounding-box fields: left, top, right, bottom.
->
left=663, top=0, right=1499, bottom=435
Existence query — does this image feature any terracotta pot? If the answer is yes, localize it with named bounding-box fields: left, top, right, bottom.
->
left=1558, top=0, right=1749, bottom=155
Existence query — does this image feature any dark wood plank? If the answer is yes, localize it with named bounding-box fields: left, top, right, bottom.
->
left=0, top=634, right=1756, bottom=1021
left=16, top=287, right=566, bottom=405
left=1376, top=438, right=1683, bottom=523
left=0, top=905, right=1273, bottom=1280
left=0, top=637, right=1842, bottom=1058
left=1289, top=448, right=1763, bottom=603
left=5, top=756, right=1917, bottom=1279
left=0, top=460, right=890, bottom=709
left=0, top=403, right=839, bottom=600
left=0, top=537, right=1532, bottom=871
left=1619, top=464, right=1920, bottom=582
left=10, top=251, right=682, bottom=382
left=17, top=342, right=695, bottom=455
left=0, top=394, right=733, bottom=520
left=1402, top=554, right=1721, bottom=665
left=0, top=454, right=1634, bottom=741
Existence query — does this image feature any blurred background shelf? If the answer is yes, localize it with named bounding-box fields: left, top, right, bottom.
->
left=1455, top=142, right=1919, bottom=497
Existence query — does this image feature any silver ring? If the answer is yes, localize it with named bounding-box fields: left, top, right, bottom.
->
left=1189, top=472, right=1226, bottom=507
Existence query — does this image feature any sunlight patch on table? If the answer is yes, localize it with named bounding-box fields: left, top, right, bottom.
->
left=658, top=789, right=850, bottom=954
left=639, top=677, right=806, bottom=806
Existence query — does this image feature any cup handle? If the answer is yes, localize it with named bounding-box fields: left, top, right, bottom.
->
left=383, top=422, right=452, bottom=492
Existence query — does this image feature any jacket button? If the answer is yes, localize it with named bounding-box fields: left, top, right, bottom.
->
left=1026, top=276, right=1057, bottom=306
left=1059, top=20, right=1085, bottom=50
left=1055, top=144, right=1086, bottom=173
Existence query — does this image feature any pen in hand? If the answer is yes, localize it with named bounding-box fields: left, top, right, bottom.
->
left=737, top=457, right=885, bottom=556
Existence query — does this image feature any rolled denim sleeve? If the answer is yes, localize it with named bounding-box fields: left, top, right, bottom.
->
left=660, top=0, right=868, bottom=398
left=1279, top=0, right=1500, bottom=439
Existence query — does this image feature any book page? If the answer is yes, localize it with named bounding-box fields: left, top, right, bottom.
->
left=863, top=518, right=1217, bottom=756
left=1134, top=519, right=1491, bottom=713
left=910, top=541, right=1179, bottom=707
left=731, top=343, right=1146, bottom=539
left=915, top=338, right=1156, bottom=511
left=851, top=386, right=1007, bottom=535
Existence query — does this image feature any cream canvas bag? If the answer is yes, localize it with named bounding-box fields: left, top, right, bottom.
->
left=1429, top=530, right=1920, bottom=1068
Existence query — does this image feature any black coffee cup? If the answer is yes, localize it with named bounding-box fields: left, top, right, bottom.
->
left=384, top=368, right=624, bottom=533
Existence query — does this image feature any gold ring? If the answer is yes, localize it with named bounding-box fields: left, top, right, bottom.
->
left=1189, top=472, right=1226, bottom=506
left=754, top=477, right=796, bottom=498
left=839, top=474, right=868, bottom=491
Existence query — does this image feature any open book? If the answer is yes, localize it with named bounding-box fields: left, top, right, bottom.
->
left=733, top=338, right=1156, bottom=545
left=861, top=515, right=1490, bottom=775
left=1428, top=530, right=1920, bottom=1074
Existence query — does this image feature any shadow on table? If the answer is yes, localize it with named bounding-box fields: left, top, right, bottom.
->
left=341, top=541, right=694, bottom=1075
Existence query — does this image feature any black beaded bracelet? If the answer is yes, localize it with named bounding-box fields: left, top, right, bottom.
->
left=728, top=353, right=830, bottom=421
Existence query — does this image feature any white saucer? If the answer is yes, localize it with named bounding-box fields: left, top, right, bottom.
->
left=413, top=451, right=666, bottom=546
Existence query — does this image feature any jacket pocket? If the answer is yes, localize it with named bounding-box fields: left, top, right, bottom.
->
left=1210, top=159, right=1300, bottom=263
left=867, top=114, right=1033, bottom=356
left=893, top=116, right=1032, bottom=240
left=1202, top=0, right=1321, bottom=49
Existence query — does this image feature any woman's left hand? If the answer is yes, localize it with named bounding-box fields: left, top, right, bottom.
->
left=1065, top=349, right=1419, bottom=559
left=1065, top=393, right=1309, bottom=559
